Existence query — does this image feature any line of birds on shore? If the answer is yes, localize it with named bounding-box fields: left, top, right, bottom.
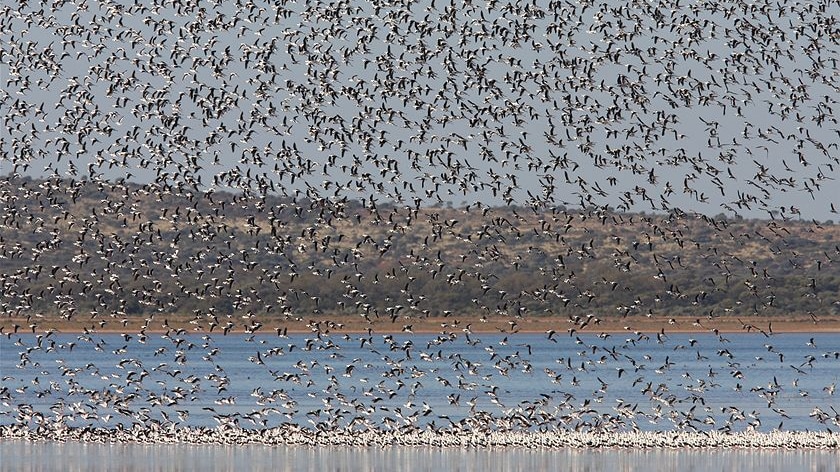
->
left=1, top=0, right=840, bottom=446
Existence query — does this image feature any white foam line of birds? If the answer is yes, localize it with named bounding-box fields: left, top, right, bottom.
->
left=2, top=424, right=838, bottom=449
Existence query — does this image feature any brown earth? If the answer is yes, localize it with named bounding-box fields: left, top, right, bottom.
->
left=3, top=313, right=838, bottom=336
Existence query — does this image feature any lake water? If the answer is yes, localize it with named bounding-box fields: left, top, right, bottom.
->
left=1, top=440, right=838, bottom=471
left=2, top=331, right=839, bottom=470
left=1, top=331, right=838, bottom=432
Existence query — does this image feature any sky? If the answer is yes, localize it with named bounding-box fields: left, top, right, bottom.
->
left=2, top=0, right=839, bottom=221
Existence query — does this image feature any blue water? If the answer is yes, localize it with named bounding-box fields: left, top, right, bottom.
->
left=2, top=331, right=838, bottom=433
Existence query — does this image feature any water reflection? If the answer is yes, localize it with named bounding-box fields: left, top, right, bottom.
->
left=1, top=441, right=836, bottom=472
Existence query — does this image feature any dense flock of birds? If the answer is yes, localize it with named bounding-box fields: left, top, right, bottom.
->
left=2, top=0, right=840, bottom=448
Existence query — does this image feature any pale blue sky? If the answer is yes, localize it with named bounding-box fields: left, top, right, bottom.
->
left=2, top=0, right=839, bottom=221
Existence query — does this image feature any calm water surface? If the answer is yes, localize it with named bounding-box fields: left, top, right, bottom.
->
left=1, top=441, right=838, bottom=472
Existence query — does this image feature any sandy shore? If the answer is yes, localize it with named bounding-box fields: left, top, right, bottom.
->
left=3, top=313, right=839, bottom=336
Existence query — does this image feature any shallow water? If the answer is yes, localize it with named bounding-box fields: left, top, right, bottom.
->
left=3, top=332, right=839, bottom=471
left=2, top=332, right=840, bottom=433
left=1, top=440, right=838, bottom=472
left=2, top=332, right=839, bottom=433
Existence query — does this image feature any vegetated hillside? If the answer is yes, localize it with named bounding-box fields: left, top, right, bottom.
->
left=1, top=176, right=838, bottom=328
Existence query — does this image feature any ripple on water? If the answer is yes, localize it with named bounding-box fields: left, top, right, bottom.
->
left=1, top=439, right=838, bottom=472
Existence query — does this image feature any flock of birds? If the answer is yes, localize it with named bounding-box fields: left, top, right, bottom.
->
left=1, top=0, right=840, bottom=449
